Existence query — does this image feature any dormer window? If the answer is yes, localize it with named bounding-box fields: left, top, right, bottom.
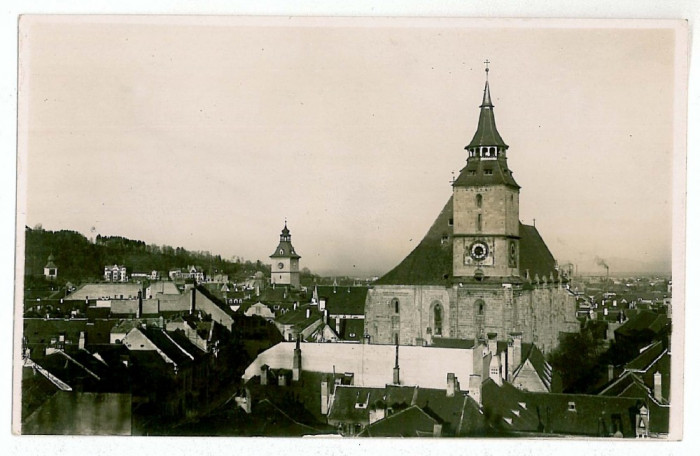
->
left=568, top=401, right=576, bottom=412
left=279, top=249, right=284, bottom=255
left=484, top=169, right=493, bottom=175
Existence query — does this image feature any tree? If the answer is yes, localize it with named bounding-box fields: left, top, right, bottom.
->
left=548, top=328, right=605, bottom=393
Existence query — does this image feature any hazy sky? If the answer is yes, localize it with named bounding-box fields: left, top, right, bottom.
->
left=19, top=17, right=680, bottom=276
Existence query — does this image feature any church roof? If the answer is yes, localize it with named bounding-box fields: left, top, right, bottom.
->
left=452, top=156, right=519, bottom=189
left=374, top=197, right=454, bottom=286
left=374, top=196, right=560, bottom=286
left=466, top=81, right=508, bottom=149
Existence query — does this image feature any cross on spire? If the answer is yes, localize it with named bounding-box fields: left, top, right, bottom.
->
left=484, top=59, right=490, bottom=79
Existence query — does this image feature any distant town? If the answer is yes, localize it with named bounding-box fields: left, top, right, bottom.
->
left=19, top=69, right=672, bottom=438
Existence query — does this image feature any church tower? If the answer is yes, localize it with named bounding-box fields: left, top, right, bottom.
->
left=452, top=66, right=520, bottom=280
left=269, top=222, right=301, bottom=288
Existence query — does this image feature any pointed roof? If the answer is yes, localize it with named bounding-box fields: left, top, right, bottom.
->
left=466, top=80, right=508, bottom=149
left=270, top=223, right=301, bottom=259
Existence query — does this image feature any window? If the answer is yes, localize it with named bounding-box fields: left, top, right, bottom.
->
left=448, top=218, right=454, bottom=226
left=477, top=214, right=482, bottom=232
left=568, top=402, right=576, bottom=412
left=469, top=170, right=476, bottom=176
left=433, top=303, right=443, bottom=336
left=394, top=333, right=399, bottom=345
left=279, top=249, right=284, bottom=255
left=392, top=298, right=400, bottom=313
left=476, top=299, right=485, bottom=316
left=441, top=235, right=449, bottom=245
left=476, top=194, right=482, bottom=208
left=484, top=169, right=493, bottom=175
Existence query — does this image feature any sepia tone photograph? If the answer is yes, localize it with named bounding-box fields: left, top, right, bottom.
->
left=13, top=15, right=687, bottom=442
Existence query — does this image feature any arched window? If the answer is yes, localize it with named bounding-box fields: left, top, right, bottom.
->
left=433, top=303, right=443, bottom=336
left=476, top=194, right=482, bottom=208
left=392, top=298, right=400, bottom=314
left=475, top=299, right=485, bottom=316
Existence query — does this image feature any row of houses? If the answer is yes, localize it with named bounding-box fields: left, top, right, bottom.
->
left=237, top=331, right=671, bottom=438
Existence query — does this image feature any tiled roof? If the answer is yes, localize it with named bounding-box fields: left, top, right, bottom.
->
left=453, top=157, right=519, bottom=189
left=275, top=305, right=323, bottom=326
left=625, top=341, right=667, bottom=372
left=615, top=311, right=669, bottom=338
left=359, top=405, right=439, bottom=437
left=66, top=283, right=143, bottom=301
left=317, top=286, right=367, bottom=316
left=374, top=197, right=454, bottom=285
left=140, top=328, right=206, bottom=366
left=518, top=224, right=560, bottom=281
left=269, top=240, right=300, bottom=259
left=482, top=379, right=666, bottom=437
left=374, top=192, right=559, bottom=285
left=513, top=343, right=555, bottom=390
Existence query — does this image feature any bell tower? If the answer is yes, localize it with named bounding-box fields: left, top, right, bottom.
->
left=269, top=221, right=301, bottom=288
left=452, top=64, right=520, bottom=280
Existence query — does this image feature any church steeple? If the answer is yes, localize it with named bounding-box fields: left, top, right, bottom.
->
left=451, top=62, right=521, bottom=280
left=466, top=65, right=508, bottom=151
left=454, top=64, right=518, bottom=189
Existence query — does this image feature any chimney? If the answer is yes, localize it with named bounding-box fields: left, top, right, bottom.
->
left=292, top=337, right=302, bottom=381
left=190, top=287, right=196, bottom=315
left=393, top=344, right=400, bottom=385
left=321, top=376, right=330, bottom=415
left=500, top=350, right=507, bottom=382
left=608, top=364, right=615, bottom=382
left=78, top=331, right=85, bottom=350
left=260, top=364, right=269, bottom=386
left=433, top=423, right=443, bottom=437
left=319, top=298, right=326, bottom=311
left=507, top=339, right=515, bottom=381
left=305, top=308, right=310, bottom=319
left=511, top=332, right=522, bottom=369
left=293, top=302, right=298, bottom=311
left=654, top=371, right=663, bottom=402
left=137, top=290, right=143, bottom=318
left=323, top=309, right=328, bottom=324
left=487, top=332, right=498, bottom=355
left=468, top=374, right=482, bottom=406
left=446, top=373, right=456, bottom=397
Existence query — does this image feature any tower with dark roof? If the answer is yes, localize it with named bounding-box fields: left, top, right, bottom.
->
left=453, top=72, right=520, bottom=279
left=364, top=65, right=579, bottom=354
left=269, top=222, right=301, bottom=288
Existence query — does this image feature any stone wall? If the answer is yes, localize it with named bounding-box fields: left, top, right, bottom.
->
left=365, top=283, right=579, bottom=354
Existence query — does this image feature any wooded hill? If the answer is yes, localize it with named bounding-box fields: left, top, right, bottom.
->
left=23, top=226, right=270, bottom=286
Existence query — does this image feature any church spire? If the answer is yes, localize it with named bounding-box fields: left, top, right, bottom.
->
left=466, top=63, right=507, bottom=151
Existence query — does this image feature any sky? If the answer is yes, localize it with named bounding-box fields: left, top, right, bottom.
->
left=18, top=16, right=681, bottom=277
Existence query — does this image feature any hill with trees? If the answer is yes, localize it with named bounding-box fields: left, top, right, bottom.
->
left=23, top=226, right=270, bottom=286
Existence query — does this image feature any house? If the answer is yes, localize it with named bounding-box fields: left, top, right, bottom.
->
left=43, top=254, right=57, bottom=280
left=21, top=345, right=132, bottom=435
left=244, top=302, right=275, bottom=321
left=481, top=379, right=668, bottom=438
left=104, top=264, right=128, bottom=282
left=314, top=285, right=368, bottom=342
left=327, top=381, right=485, bottom=437
left=272, top=304, right=324, bottom=341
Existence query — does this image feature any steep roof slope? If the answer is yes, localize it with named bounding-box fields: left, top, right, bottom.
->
left=375, top=197, right=560, bottom=285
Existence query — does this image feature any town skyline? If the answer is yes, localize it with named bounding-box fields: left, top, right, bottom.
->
left=19, top=17, right=679, bottom=278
